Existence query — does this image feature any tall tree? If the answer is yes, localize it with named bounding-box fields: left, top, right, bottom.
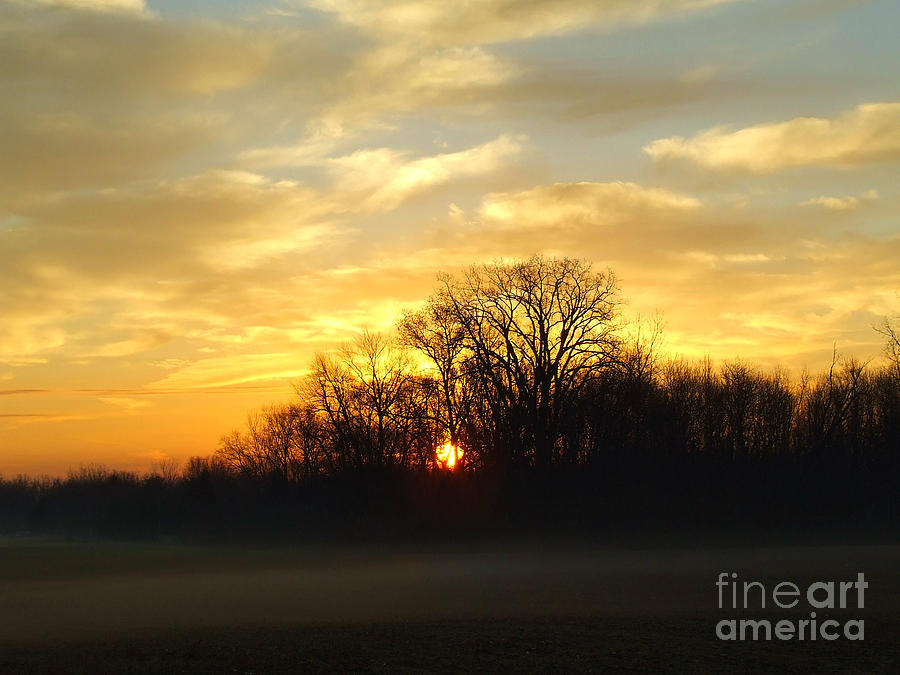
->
left=304, top=331, right=416, bottom=469
left=876, top=315, right=900, bottom=376
left=438, top=255, right=621, bottom=472
left=398, top=296, right=470, bottom=450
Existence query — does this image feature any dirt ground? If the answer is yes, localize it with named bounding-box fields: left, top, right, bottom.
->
left=1, top=538, right=898, bottom=672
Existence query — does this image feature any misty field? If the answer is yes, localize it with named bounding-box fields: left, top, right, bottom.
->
left=1, top=538, right=898, bottom=673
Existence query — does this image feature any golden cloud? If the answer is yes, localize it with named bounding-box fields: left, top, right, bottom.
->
left=16, top=0, right=145, bottom=12
left=1, top=4, right=270, bottom=100
left=329, top=135, right=525, bottom=211
left=0, top=1, right=358, bottom=197
left=479, top=181, right=702, bottom=228
left=800, top=189, right=878, bottom=211
left=145, top=353, right=308, bottom=391
left=0, top=170, right=339, bottom=364
left=307, top=0, right=740, bottom=46
left=644, top=102, right=900, bottom=172
left=97, top=397, right=151, bottom=413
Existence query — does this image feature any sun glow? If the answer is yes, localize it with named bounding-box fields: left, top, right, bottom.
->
left=436, top=441, right=462, bottom=470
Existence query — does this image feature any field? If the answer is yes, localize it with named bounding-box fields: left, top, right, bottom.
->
left=1, top=537, right=898, bottom=673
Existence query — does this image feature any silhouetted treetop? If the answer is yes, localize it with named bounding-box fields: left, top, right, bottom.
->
left=431, top=255, right=621, bottom=471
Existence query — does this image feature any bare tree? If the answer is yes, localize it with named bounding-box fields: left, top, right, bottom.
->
left=439, top=255, right=621, bottom=471
left=618, top=313, right=665, bottom=385
left=148, top=458, right=181, bottom=484
left=303, top=331, right=417, bottom=469
left=215, top=404, right=306, bottom=480
left=398, top=296, right=471, bottom=451
left=876, top=316, right=900, bottom=376
left=292, top=403, right=331, bottom=478
left=252, top=405, right=300, bottom=481
left=216, top=428, right=261, bottom=476
left=793, top=347, right=871, bottom=456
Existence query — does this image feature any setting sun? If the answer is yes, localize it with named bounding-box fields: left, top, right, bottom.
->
left=436, top=442, right=462, bottom=470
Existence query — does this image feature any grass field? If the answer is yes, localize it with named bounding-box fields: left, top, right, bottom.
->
left=1, top=538, right=898, bottom=672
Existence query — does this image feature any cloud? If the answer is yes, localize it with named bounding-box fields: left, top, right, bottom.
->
left=0, top=413, right=94, bottom=423
left=239, top=135, right=344, bottom=170
left=9, top=170, right=332, bottom=275
left=0, top=2, right=271, bottom=197
left=0, top=9, right=272, bottom=113
left=0, top=1, right=357, bottom=197
left=0, top=0, right=739, bottom=194
left=0, top=110, right=223, bottom=199
left=479, top=181, right=702, bottom=228
left=800, top=189, right=878, bottom=211
left=307, top=0, right=741, bottom=46
left=679, top=64, right=719, bottom=85
left=644, top=102, right=900, bottom=172
left=15, top=0, right=145, bottom=12
left=2, top=2, right=267, bottom=98
left=267, top=0, right=746, bottom=142
left=145, top=353, right=307, bottom=390
left=0, top=317, right=67, bottom=366
left=415, top=180, right=772, bottom=276
left=474, top=65, right=736, bottom=128
left=329, top=135, right=526, bottom=211
left=98, top=397, right=151, bottom=413
left=0, top=170, right=338, bottom=364
left=679, top=251, right=772, bottom=267
left=88, top=333, right=174, bottom=358
left=300, top=43, right=521, bottom=143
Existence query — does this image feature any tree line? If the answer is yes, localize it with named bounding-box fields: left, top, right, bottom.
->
left=1, top=255, right=897, bottom=540
left=212, top=255, right=900, bottom=480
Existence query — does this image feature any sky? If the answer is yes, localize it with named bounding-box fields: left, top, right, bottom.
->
left=1, top=0, right=899, bottom=476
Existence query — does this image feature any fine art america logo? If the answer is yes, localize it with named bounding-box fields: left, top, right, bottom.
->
left=715, top=572, right=868, bottom=641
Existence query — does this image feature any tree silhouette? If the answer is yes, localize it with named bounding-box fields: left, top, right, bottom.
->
left=6, top=256, right=897, bottom=541
left=436, top=255, right=620, bottom=472
left=303, top=331, right=426, bottom=470
left=398, top=290, right=471, bottom=453
left=877, top=315, right=900, bottom=376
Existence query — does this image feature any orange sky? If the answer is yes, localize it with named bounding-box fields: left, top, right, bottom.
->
left=2, top=0, right=899, bottom=476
